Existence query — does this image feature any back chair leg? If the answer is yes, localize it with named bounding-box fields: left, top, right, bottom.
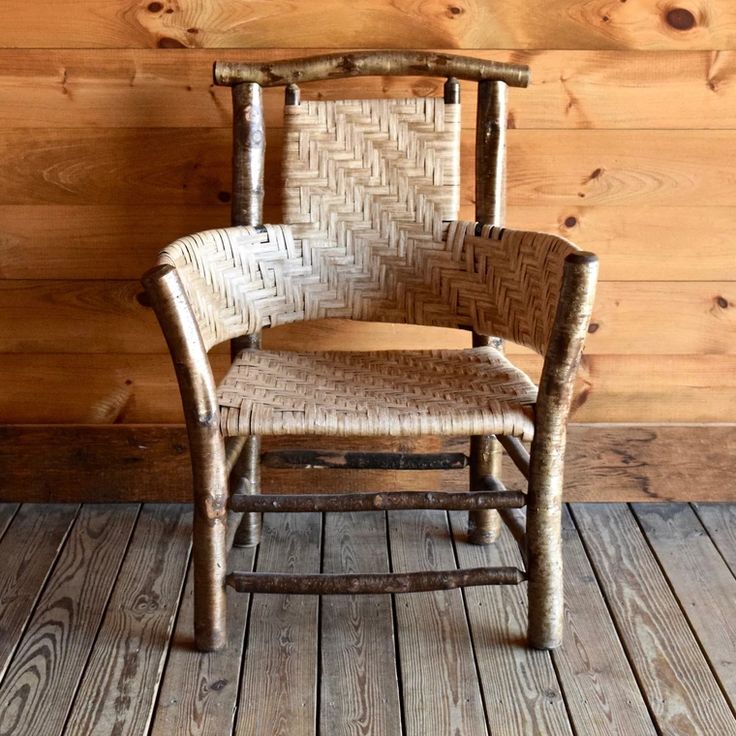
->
left=525, top=463, right=564, bottom=650
left=231, top=435, right=263, bottom=547
left=468, top=434, right=502, bottom=544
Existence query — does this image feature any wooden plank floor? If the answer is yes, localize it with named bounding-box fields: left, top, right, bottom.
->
left=0, top=503, right=734, bottom=736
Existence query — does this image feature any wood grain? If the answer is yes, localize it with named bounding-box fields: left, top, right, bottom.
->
left=150, top=543, right=256, bottom=736
left=448, top=511, right=573, bottom=735
left=0, top=505, right=138, bottom=736
left=1, top=281, right=734, bottom=356
left=4, top=351, right=736, bottom=424
left=0, top=128, right=232, bottom=207
left=2, top=424, right=736, bottom=503
left=320, top=511, right=401, bottom=736
left=388, top=509, right=488, bottom=736
left=553, top=508, right=657, bottom=735
left=2, top=50, right=736, bottom=130
left=0, top=205, right=229, bottom=280
left=63, top=504, right=192, bottom=736
left=4, top=204, right=736, bottom=282
left=6, top=129, right=736, bottom=209
left=0, top=2, right=734, bottom=49
left=633, top=503, right=736, bottom=707
left=0, top=504, right=18, bottom=542
left=234, top=512, right=321, bottom=736
left=571, top=504, right=736, bottom=735
left=693, top=504, right=736, bottom=576
left=509, top=205, right=736, bottom=282
left=0, top=505, right=78, bottom=684
left=562, top=425, right=736, bottom=502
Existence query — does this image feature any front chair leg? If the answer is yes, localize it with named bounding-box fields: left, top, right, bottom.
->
left=468, top=434, right=502, bottom=544
left=525, top=457, right=564, bottom=650
left=231, top=435, right=262, bottom=547
left=191, top=428, right=229, bottom=652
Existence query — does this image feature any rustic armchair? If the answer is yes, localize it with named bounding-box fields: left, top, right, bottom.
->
left=142, top=51, right=598, bottom=653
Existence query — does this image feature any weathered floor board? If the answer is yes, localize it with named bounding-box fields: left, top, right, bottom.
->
left=0, top=505, right=138, bottom=736
left=0, top=502, right=734, bottom=735
left=150, top=541, right=256, bottom=736
left=633, top=503, right=736, bottom=709
left=389, top=509, right=488, bottom=736
left=0, top=504, right=79, bottom=685
left=0, top=504, right=18, bottom=541
left=233, top=513, right=321, bottom=736
left=320, top=512, right=401, bottom=736
left=62, top=504, right=192, bottom=736
left=554, top=508, right=657, bottom=735
left=448, top=511, right=573, bottom=736
left=693, top=503, right=736, bottom=576
left=572, top=503, right=736, bottom=735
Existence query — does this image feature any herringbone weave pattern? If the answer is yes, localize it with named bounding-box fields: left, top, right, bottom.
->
left=158, top=95, right=580, bottom=357
left=282, top=97, right=460, bottom=240
left=218, top=347, right=537, bottom=439
left=159, top=221, right=578, bottom=356
left=156, top=94, right=583, bottom=439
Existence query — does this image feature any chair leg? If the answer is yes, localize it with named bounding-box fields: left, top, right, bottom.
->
left=526, top=457, right=563, bottom=650
left=191, top=430, right=229, bottom=652
left=468, top=434, right=502, bottom=544
left=231, top=435, right=262, bottom=547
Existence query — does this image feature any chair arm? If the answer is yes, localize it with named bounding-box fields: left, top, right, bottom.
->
left=141, top=264, right=223, bottom=445
left=447, top=222, right=596, bottom=357
left=535, top=251, right=599, bottom=433
left=157, top=224, right=301, bottom=351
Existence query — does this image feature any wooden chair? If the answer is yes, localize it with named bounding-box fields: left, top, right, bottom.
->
left=142, top=51, right=598, bottom=653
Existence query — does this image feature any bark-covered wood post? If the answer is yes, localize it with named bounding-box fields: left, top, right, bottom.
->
left=527, top=251, right=598, bottom=649
left=468, top=78, right=508, bottom=544
left=229, top=81, right=266, bottom=547
left=142, top=265, right=228, bottom=651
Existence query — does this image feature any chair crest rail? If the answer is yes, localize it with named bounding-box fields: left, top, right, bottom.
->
left=213, top=50, right=530, bottom=88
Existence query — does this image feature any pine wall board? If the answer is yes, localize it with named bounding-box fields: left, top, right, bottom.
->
left=0, top=2, right=733, bottom=50
left=0, top=9, right=734, bottom=439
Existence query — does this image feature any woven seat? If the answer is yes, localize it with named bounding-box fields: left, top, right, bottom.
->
left=142, top=51, right=599, bottom=654
left=218, top=347, right=537, bottom=439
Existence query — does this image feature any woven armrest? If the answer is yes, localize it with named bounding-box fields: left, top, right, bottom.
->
left=447, top=222, right=595, bottom=356
left=157, top=220, right=596, bottom=359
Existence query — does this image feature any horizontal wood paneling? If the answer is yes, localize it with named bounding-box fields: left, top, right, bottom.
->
left=1, top=49, right=735, bottom=130
left=3, top=204, right=735, bottom=282
left=3, top=353, right=735, bottom=424
left=4, top=129, right=736, bottom=208
left=1, top=15, right=733, bottom=437
left=1, top=424, right=734, bottom=503
left=1, top=281, right=733, bottom=355
left=0, top=3, right=734, bottom=50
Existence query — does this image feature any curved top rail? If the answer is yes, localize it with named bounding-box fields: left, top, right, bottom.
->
left=213, top=51, right=530, bottom=88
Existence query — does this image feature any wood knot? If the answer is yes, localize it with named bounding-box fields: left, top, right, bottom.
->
left=339, top=56, right=359, bottom=74
left=564, top=216, right=577, bottom=228
left=136, top=291, right=152, bottom=308
left=157, top=37, right=187, bottom=48
left=715, top=295, right=729, bottom=309
left=133, top=594, right=160, bottom=613
left=217, top=190, right=231, bottom=203
left=447, top=5, right=464, bottom=16
left=665, top=7, right=696, bottom=30
left=147, top=1, right=163, bottom=11
left=587, top=322, right=600, bottom=333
